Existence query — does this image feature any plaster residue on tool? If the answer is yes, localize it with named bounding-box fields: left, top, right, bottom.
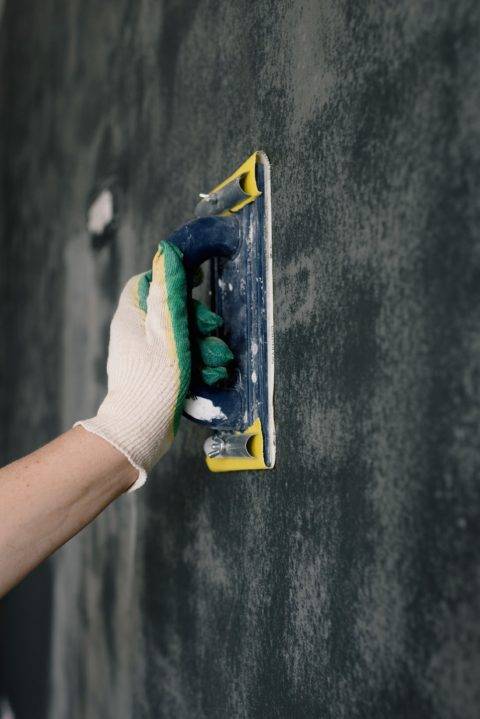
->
left=165, top=151, right=275, bottom=472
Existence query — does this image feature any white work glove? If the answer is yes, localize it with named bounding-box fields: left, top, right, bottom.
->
left=76, top=241, right=233, bottom=491
left=76, top=241, right=191, bottom=491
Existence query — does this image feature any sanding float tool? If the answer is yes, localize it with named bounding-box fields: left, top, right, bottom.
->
left=165, top=151, right=275, bottom=472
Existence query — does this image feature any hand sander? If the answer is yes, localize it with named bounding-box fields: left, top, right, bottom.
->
left=165, top=151, right=275, bottom=473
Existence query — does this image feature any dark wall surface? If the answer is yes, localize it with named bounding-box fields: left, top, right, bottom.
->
left=1, top=1, right=480, bottom=718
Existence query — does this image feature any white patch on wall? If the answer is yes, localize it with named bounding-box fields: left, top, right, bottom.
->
left=87, top=189, right=114, bottom=235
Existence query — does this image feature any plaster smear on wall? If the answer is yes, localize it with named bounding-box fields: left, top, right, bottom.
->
left=87, top=190, right=114, bottom=235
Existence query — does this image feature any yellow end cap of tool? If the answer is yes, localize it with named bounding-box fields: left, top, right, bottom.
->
left=210, top=151, right=263, bottom=214
left=205, top=418, right=269, bottom=473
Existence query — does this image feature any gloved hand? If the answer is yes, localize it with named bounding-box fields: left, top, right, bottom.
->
left=76, top=240, right=232, bottom=491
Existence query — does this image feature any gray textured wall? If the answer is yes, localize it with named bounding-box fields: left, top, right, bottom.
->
left=1, top=1, right=480, bottom=718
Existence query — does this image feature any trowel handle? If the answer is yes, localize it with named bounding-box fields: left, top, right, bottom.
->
left=165, top=215, right=244, bottom=430
left=165, top=216, right=240, bottom=270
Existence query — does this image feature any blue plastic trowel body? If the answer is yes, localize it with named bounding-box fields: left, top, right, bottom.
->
left=166, top=152, right=275, bottom=472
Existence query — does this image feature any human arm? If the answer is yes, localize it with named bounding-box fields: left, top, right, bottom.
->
left=0, top=426, right=136, bottom=598
left=0, top=240, right=231, bottom=598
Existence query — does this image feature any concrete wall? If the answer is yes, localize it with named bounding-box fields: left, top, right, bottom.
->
left=1, top=1, right=480, bottom=717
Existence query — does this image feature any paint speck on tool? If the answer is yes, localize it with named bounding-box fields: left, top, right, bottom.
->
left=184, top=396, right=227, bottom=422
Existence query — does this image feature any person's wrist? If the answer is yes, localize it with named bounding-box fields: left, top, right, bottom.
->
left=73, top=426, right=140, bottom=493
left=114, top=450, right=139, bottom=492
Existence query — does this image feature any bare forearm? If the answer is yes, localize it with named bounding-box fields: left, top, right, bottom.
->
left=0, top=427, right=137, bottom=597
left=0, top=244, right=193, bottom=596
